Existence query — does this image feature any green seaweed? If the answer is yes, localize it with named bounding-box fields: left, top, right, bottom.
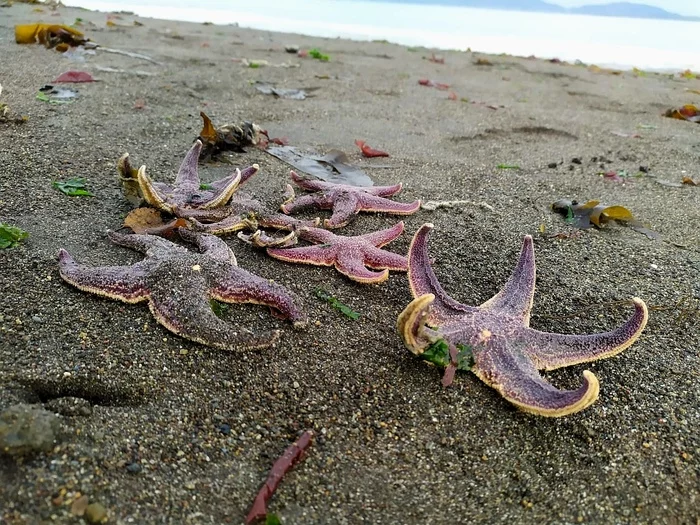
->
left=0, top=223, right=29, bottom=249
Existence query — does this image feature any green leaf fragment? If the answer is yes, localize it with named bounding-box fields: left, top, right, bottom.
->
left=265, top=514, right=282, bottom=525
left=497, top=164, right=521, bottom=170
left=565, top=205, right=574, bottom=224
left=210, top=299, right=230, bottom=318
left=421, top=339, right=473, bottom=371
left=315, top=289, right=360, bottom=320
left=0, top=223, right=29, bottom=249
left=199, top=183, right=213, bottom=190
left=308, top=49, right=330, bottom=61
left=53, top=178, right=94, bottom=197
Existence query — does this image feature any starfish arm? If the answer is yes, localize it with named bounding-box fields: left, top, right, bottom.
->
left=57, top=249, right=150, bottom=303
left=471, top=337, right=600, bottom=417
left=480, top=235, right=536, bottom=324
left=258, top=213, right=320, bottom=231
left=364, top=247, right=408, bottom=271
left=295, top=227, right=338, bottom=245
left=137, top=166, right=173, bottom=213
left=365, top=182, right=403, bottom=197
left=210, top=268, right=307, bottom=327
left=174, top=207, right=233, bottom=221
left=178, top=228, right=237, bottom=265
left=198, top=168, right=242, bottom=209
left=397, top=294, right=442, bottom=354
left=174, top=140, right=203, bottom=187
left=190, top=216, right=253, bottom=235
left=407, top=224, right=476, bottom=321
left=148, top=289, right=281, bottom=350
left=266, top=244, right=337, bottom=267
left=280, top=194, right=328, bottom=215
left=356, top=193, right=421, bottom=216
left=520, top=298, right=648, bottom=370
left=358, top=221, right=405, bottom=247
left=324, top=191, right=360, bottom=228
left=152, top=181, right=173, bottom=194
left=335, top=251, right=389, bottom=284
left=107, top=231, right=179, bottom=254
left=237, top=164, right=260, bottom=186
left=289, top=170, right=329, bottom=192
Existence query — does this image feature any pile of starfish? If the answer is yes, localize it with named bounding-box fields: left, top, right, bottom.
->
left=58, top=140, right=649, bottom=416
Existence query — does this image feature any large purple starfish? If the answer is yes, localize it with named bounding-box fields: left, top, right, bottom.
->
left=135, top=140, right=259, bottom=214
left=266, top=222, right=408, bottom=284
left=281, top=171, right=421, bottom=229
left=58, top=229, right=307, bottom=350
left=397, top=224, right=648, bottom=417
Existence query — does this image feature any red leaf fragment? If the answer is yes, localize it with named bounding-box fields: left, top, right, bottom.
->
left=245, top=431, right=314, bottom=525
left=418, top=79, right=450, bottom=90
left=603, top=170, right=623, bottom=182
left=54, top=70, right=95, bottom=83
left=354, top=139, right=389, bottom=158
left=447, top=91, right=458, bottom=101
left=133, top=99, right=147, bottom=110
left=270, top=137, right=289, bottom=146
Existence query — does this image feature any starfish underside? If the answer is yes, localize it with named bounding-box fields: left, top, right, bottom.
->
left=281, top=171, right=421, bottom=228
left=135, top=140, right=259, bottom=214
left=397, top=224, right=648, bottom=417
left=58, top=229, right=307, bottom=350
left=266, top=222, right=409, bottom=284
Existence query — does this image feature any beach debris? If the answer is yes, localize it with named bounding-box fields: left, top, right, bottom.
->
left=282, top=171, right=420, bottom=228
left=474, top=57, right=493, bottom=66
left=124, top=207, right=188, bottom=236
left=53, top=177, right=94, bottom=197
left=237, top=229, right=298, bottom=249
left=679, top=69, right=699, bottom=79
left=0, top=87, right=27, bottom=125
left=58, top=229, right=308, bottom=350
left=133, top=98, right=147, bottom=110
left=245, top=430, right=314, bottom=525
left=36, top=85, right=78, bottom=103
left=354, top=139, right=389, bottom=158
left=93, top=65, right=156, bottom=77
left=398, top=224, right=648, bottom=416
left=117, top=152, right=144, bottom=206
left=427, top=52, right=444, bottom=64
left=610, top=131, right=641, bottom=138
left=0, top=404, right=60, bottom=456
left=315, top=289, right=361, bottom=319
left=447, top=91, right=458, bottom=101
left=421, top=200, right=494, bottom=212
left=54, top=70, right=95, bottom=83
left=552, top=199, right=660, bottom=239
left=0, top=222, right=29, bottom=249
left=682, top=176, right=698, bottom=186
left=62, top=45, right=96, bottom=63
left=266, top=146, right=374, bottom=186
left=267, top=222, right=408, bottom=284
left=664, top=104, right=700, bottom=123
left=284, top=45, right=300, bottom=54
left=199, top=111, right=266, bottom=160
left=497, top=164, right=520, bottom=170
left=235, top=58, right=299, bottom=68
left=418, top=78, right=450, bottom=90
left=98, top=47, right=161, bottom=64
left=15, top=23, right=88, bottom=51
left=254, top=82, right=310, bottom=100
left=308, top=48, right=330, bottom=61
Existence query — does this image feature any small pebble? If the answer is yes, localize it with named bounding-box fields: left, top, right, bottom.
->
left=126, top=462, right=142, bottom=474
left=84, top=502, right=107, bottom=524
left=218, top=424, right=231, bottom=435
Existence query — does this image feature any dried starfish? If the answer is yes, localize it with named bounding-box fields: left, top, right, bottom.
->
left=397, top=224, right=648, bottom=417
left=58, top=228, right=307, bottom=350
left=281, top=171, right=421, bottom=228
left=267, top=222, right=408, bottom=284
left=134, top=139, right=259, bottom=214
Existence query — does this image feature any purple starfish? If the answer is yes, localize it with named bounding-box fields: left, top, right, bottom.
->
left=175, top=191, right=319, bottom=240
left=266, top=222, right=408, bottom=284
left=58, top=229, right=307, bottom=350
left=397, top=223, right=648, bottom=417
left=135, top=140, right=259, bottom=214
left=281, top=171, right=421, bottom=229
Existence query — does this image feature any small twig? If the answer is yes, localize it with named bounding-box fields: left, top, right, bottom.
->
left=98, top=47, right=162, bottom=65
left=245, top=430, right=314, bottom=525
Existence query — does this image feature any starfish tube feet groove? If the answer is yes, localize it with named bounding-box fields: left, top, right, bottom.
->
left=58, top=229, right=307, bottom=350
left=266, top=222, right=408, bottom=284
left=397, top=223, right=648, bottom=417
left=280, top=171, right=421, bottom=228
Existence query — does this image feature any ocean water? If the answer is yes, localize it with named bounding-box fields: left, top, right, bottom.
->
left=64, top=0, right=700, bottom=71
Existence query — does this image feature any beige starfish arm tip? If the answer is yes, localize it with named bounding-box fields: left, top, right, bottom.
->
left=511, top=370, right=600, bottom=418
left=397, top=293, right=436, bottom=355
left=204, top=168, right=242, bottom=209
left=137, top=165, right=173, bottom=213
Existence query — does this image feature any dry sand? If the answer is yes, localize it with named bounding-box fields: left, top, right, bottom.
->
left=0, top=3, right=698, bottom=524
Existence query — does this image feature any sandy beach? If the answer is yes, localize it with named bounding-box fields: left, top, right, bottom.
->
left=0, top=3, right=698, bottom=524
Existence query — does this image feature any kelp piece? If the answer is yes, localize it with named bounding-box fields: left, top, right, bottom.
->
left=664, top=104, right=700, bottom=123
left=15, top=24, right=88, bottom=50
left=266, top=145, right=374, bottom=187
left=198, top=111, right=266, bottom=160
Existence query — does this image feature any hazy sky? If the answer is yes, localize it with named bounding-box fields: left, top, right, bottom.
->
left=551, top=0, right=700, bottom=16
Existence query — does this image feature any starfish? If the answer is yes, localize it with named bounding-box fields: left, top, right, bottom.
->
left=397, top=224, right=648, bottom=417
left=58, top=228, right=307, bottom=350
left=266, top=222, right=408, bottom=284
left=281, top=171, right=421, bottom=229
left=176, top=191, right=319, bottom=238
left=135, top=139, right=259, bottom=214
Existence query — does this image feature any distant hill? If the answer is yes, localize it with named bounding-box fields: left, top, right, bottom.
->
left=359, top=0, right=700, bottom=20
